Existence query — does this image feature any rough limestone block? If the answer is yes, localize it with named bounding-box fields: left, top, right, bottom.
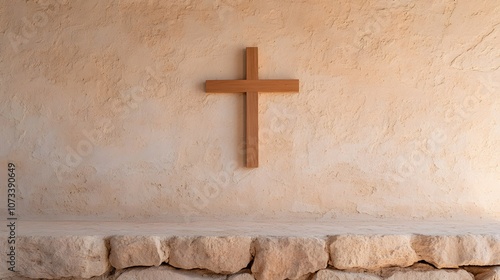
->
left=57, top=274, right=115, bottom=280
left=169, top=236, right=253, bottom=274
left=2, top=277, right=40, bottom=280
left=228, top=272, right=256, bottom=280
left=294, top=273, right=314, bottom=280
left=463, top=266, right=494, bottom=276
left=413, top=234, right=500, bottom=268
left=109, top=235, right=167, bottom=269
left=17, top=236, right=109, bottom=279
left=116, top=265, right=226, bottom=280
left=476, top=267, right=500, bottom=280
left=0, top=236, right=15, bottom=279
left=251, top=237, right=328, bottom=280
left=2, top=275, right=116, bottom=280
left=312, top=269, right=382, bottom=280
left=385, top=268, right=474, bottom=280
left=328, top=235, right=418, bottom=270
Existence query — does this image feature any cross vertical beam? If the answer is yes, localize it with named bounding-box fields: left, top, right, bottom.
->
left=246, top=47, right=259, bottom=167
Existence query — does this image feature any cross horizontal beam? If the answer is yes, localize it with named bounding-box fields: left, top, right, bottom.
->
left=206, top=79, right=299, bottom=93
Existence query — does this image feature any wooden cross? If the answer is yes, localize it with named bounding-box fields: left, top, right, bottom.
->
left=205, top=47, right=299, bottom=168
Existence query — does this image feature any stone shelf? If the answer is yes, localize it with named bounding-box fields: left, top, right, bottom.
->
left=9, top=218, right=500, bottom=236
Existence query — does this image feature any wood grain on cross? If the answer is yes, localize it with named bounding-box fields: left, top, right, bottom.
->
left=206, top=47, right=299, bottom=168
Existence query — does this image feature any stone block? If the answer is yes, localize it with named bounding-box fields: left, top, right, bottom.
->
left=473, top=267, right=500, bottom=280
left=17, top=236, right=109, bottom=279
left=385, top=268, right=473, bottom=280
left=313, top=269, right=382, bottom=280
left=109, top=235, right=167, bottom=269
left=117, top=265, right=226, bottom=279
left=251, top=237, right=328, bottom=280
left=228, top=272, right=256, bottom=280
left=169, top=236, right=253, bottom=274
left=329, top=235, right=418, bottom=270
left=413, top=234, right=500, bottom=268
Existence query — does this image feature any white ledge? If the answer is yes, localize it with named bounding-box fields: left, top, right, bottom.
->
left=6, top=218, right=500, bottom=236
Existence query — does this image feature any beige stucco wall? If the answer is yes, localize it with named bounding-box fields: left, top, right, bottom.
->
left=0, top=0, right=499, bottom=222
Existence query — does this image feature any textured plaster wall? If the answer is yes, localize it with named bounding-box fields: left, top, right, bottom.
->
left=0, top=0, right=499, bottom=222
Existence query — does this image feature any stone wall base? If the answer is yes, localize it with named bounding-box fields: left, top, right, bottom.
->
left=3, top=234, right=500, bottom=280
